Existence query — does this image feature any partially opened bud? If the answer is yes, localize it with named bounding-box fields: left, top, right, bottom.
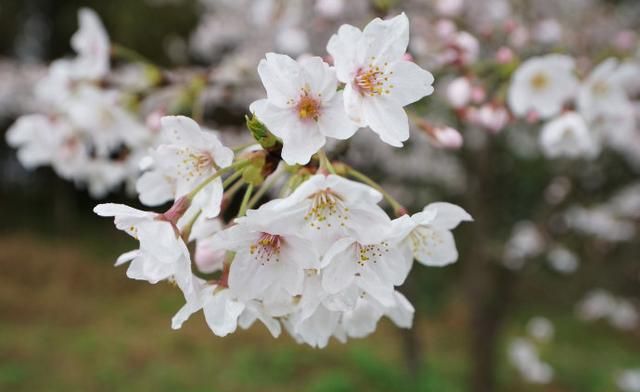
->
left=418, top=118, right=463, bottom=150
left=436, top=19, right=457, bottom=40
left=430, top=126, right=464, bottom=149
left=471, top=104, right=510, bottom=133
left=471, top=85, right=486, bottom=104
left=195, top=237, right=226, bottom=274
left=496, top=46, right=514, bottom=64
left=435, top=0, right=464, bottom=17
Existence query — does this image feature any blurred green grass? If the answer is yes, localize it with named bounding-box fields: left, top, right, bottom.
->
left=0, top=232, right=637, bottom=392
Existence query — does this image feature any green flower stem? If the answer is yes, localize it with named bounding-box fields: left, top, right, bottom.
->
left=222, top=176, right=246, bottom=204
left=187, top=159, right=251, bottom=201
left=247, top=168, right=285, bottom=209
left=222, top=169, right=243, bottom=189
left=237, top=183, right=254, bottom=217
left=346, top=166, right=407, bottom=216
left=180, top=209, right=202, bottom=243
left=111, top=43, right=156, bottom=66
left=232, top=141, right=258, bottom=153
left=317, top=149, right=336, bottom=174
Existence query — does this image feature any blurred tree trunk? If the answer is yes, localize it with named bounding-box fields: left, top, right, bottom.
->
left=462, top=141, right=515, bottom=392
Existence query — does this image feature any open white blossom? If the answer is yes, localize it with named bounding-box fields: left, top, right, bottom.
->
left=93, top=203, right=190, bottom=284
left=577, top=290, right=639, bottom=331
left=320, top=235, right=412, bottom=307
left=6, top=114, right=79, bottom=171
left=578, top=58, right=632, bottom=122
left=508, top=54, right=578, bottom=119
left=539, top=112, right=599, bottom=159
left=250, top=53, right=357, bottom=165
left=213, top=207, right=318, bottom=302
left=66, top=85, right=149, bottom=156
left=546, top=245, right=579, bottom=274
left=618, top=369, right=640, bottom=392
left=327, top=13, right=434, bottom=147
left=256, top=174, right=392, bottom=254
left=509, top=338, right=553, bottom=384
left=137, top=115, right=233, bottom=218
left=393, top=202, right=472, bottom=267
left=171, top=275, right=246, bottom=337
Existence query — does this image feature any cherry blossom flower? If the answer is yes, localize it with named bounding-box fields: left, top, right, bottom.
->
left=93, top=203, right=190, bottom=284
left=6, top=114, right=95, bottom=186
left=469, top=104, right=510, bottom=133
left=327, top=13, right=434, bottom=147
left=6, top=114, right=75, bottom=170
left=393, top=202, right=472, bottom=267
left=171, top=275, right=246, bottom=337
left=250, top=53, right=357, bottom=165
left=617, top=369, right=640, bottom=392
left=539, top=112, right=599, bottom=159
left=509, top=338, right=553, bottom=384
left=256, top=174, right=392, bottom=254
left=212, top=206, right=319, bottom=302
left=508, top=54, right=578, bottom=119
left=427, top=126, right=464, bottom=150
left=578, top=58, right=632, bottom=122
left=320, top=235, right=413, bottom=307
left=136, top=115, right=233, bottom=218
left=66, top=85, right=149, bottom=156
left=70, top=8, right=110, bottom=80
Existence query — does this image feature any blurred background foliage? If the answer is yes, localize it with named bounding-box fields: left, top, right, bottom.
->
left=1, top=0, right=639, bottom=391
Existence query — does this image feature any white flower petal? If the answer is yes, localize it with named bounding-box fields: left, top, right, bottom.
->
left=388, top=60, right=434, bottom=106
left=317, top=93, right=359, bottom=140
left=362, top=97, right=409, bottom=147
left=257, top=53, right=304, bottom=107
left=424, top=202, right=473, bottom=230
left=361, top=13, right=409, bottom=62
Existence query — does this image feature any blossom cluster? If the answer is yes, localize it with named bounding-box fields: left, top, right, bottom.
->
left=508, top=54, right=640, bottom=161
left=92, top=14, right=471, bottom=347
left=6, top=9, right=155, bottom=197
left=508, top=317, right=555, bottom=384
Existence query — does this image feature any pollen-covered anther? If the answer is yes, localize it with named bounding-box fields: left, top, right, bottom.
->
left=305, top=189, right=349, bottom=229
left=410, top=227, right=443, bottom=257
left=354, top=62, right=392, bottom=97
left=176, top=148, right=214, bottom=181
left=296, top=90, right=321, bottom=121
left=355, top=241, right=389, bottom=266
left=530, top=72, right=549, bottom=91
left=249, top=233, right=282, bottom=265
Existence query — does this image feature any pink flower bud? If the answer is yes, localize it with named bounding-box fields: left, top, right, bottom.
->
left=447, top=77, right=472, bottom=108
left=471, top=86, right=486, bottom=104
left=496, top=46, right=514, bottom=64
left=453, top=31, right=479, bottom=65
left=614, top=30, right=636, bottom=51
left=429, top=126, right=464, bottom=149
left=473, top=104, right=510, bottom=133
left=509, top=26, right=530, bottom=48
left=145, top=110, right=165, bottom=133
left=435, top=0, right=464, bottom=17
left=195, top=239, right=226, bottom=274
left=504, top=19, right=518, bottom=33
left=315, top=0, right=344, bottom=18
left=436, top=19, right=457, bottom=40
